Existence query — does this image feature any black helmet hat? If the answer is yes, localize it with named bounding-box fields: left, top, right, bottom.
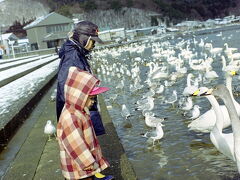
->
left=73, top=21, right=104, bottom=44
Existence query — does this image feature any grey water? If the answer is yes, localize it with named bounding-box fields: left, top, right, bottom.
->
left=94, top=25, right=240, bottom=180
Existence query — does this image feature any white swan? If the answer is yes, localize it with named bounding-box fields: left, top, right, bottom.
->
left=223, top=43, right=238, bottom=57
left=204, top=66, right=219, bottom=79
left=198, top=38, right=204, bottom=48
left=189, top=59, right=206, bottom=71
left=205, top=43, right=222, bottom=57
left=193, top=85, right=240, bottom=173
left=146, top=62, right=168, bottom=80
left=228, top=51, right=240, bottom=61
left=221, top=55, right=239, bottom=72
left=188, top=71, right=240, bottom=132
left=182, top=73, right=198, bottom=96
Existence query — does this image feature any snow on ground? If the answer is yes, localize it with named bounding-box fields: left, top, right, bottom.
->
left=0, top=55, right=58, bottom=82
left=0, top=55, right=38, bottom=65
left=0, top=60, right=59, bottom=127
left=0, top=54, right=51, bottom=70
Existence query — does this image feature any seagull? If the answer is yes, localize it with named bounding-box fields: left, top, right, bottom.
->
left=165, top=90, right=177, bottom=108
left=181, top=97, right=193, bottom=111
left=121, top=104, right=130, bottom=119
left=144, top=112, right=165, bottom=127
left=44, top=120, right=56, bottom=141
left=50, top=89, right=57, bottom=101
left=189, top=105, right=201, bottom=119
left=143, top=123, right=164, bottom=146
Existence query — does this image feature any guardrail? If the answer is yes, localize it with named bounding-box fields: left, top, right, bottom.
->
left=3, top=48, right=57, bottom=59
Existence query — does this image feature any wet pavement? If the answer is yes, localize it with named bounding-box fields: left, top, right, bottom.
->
left=0, top=81, right=137, bottom=180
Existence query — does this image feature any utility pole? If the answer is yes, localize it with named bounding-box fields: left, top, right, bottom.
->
left=8, top=39, right=15, bottom=59
left=0, top=26, right=2, bottom=44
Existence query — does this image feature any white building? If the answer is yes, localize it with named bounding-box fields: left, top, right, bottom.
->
left=16, top=38, right=29, bottom=53
left=175, top=21, right=203, bottom=30
left=0, top=33, right=18, bottom=56
left=99, top=28, right=126, bottom=42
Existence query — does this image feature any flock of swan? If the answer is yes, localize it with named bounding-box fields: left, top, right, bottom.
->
left=91, top=33, right=240, bottom=175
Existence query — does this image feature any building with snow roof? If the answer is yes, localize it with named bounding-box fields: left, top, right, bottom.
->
left=23, top=12, right=73, bottom=50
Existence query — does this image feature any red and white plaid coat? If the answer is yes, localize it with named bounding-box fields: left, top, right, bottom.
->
left=57, top=67, right=109, bottom=179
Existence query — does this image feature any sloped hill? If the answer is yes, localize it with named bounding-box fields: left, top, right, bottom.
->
left=35, top=0, right=239, bottom=22
left=0, top=0, right=49, bottom=27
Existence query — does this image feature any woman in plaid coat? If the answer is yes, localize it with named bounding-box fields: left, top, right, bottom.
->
left=57, top=67, right=110, bottom=180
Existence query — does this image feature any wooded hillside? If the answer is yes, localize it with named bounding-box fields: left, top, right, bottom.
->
left=35, top=0, right=239, bottom=22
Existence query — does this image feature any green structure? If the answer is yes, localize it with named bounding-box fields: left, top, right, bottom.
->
left=23, top=12, right=73, bottom=50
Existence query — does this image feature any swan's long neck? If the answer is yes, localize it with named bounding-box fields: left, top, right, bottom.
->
left=222, top=56, right=226, bottom=70
left=206, top=95, right=223, bottom=132
left=225, top=75, right=234, bottom=100
left=149, top=63, right=154, bottom=74
left=187, top=74, right=193, bottom=87
left=224, top=43, right=228, bottom=50
left=218, top=87, right=240, bottom=173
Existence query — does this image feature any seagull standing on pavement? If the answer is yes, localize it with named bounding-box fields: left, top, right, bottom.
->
left=44, top=120, right=56, bottom=141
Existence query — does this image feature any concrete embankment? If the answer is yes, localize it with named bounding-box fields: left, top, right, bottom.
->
left=0, top=47, right=138, bottom=179
left=0, top=57, right=59, bottom=150
left=1, top=80, right=137, bottom=180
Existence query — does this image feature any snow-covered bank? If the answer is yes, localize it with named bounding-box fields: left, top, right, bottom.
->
left=0, top=60, right=59, bottom=128
left=0, top=54, right=51, bottom=71
left=0, top=55, right=58, bottom=87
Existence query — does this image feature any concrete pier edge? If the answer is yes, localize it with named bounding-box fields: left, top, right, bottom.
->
left=1, top=79, right=138, bottom=180
left=0, top=74, right=57, bottom=151
left=98, top=95, right=138, bottom=180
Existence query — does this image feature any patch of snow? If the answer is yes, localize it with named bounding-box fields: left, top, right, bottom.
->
left=0, top=55, right=58, bottom=82
left=0, top=60, right=59, bottom=127
left=0, top=54, right=51, bottom=70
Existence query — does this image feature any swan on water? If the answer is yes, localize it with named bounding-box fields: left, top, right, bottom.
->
left=182, top=73, right=198, bottom=96
left=146, top=62, right=169, bottom=80
left=204, top=67, right=219, bottom=79
left=188, top=70, right=239, bottom=132
left=192, top=85, right=240, bottom=173
left=204, top=43, right=222, bottom=57
left=223, top=43, right=238, bottom=56
left=221, top=55, right=239, bottom=72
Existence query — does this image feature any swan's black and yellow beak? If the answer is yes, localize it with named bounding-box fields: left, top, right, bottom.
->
left=191, top=88, right=213, bottom=96
left=203, top=88, right=213, bottom=96
left=230, top=70, right=238, bottom=76
left=192, top=89, right=200, bottom=96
